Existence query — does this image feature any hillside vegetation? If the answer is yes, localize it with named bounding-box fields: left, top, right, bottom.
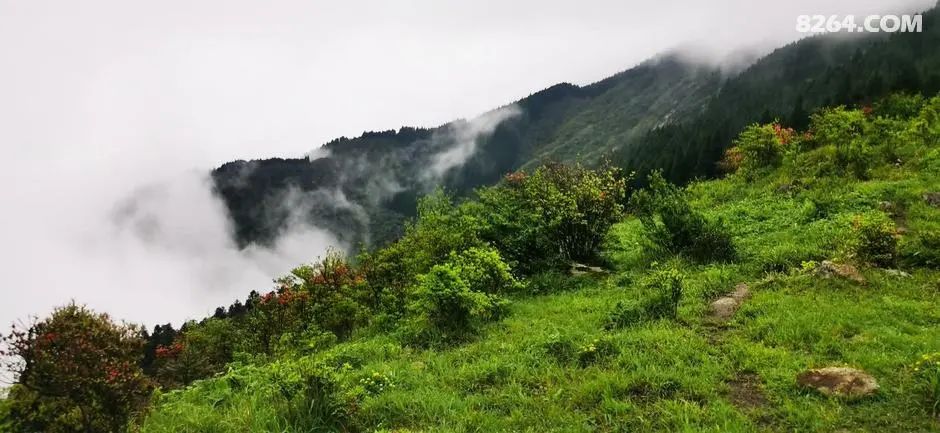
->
left=5, top=92, right=938, bottom=432
left=142, top=93, right=940, bottom=432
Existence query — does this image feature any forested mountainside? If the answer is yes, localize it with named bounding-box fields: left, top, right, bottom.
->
left=212, top=5, right=940, bottom=251
left=212, top=56, right=722, bottom=248
left=212, top=6, right=940, bottom=250
left=620, top=6, right=940, bottom=183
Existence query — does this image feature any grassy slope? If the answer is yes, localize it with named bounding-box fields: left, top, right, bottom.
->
left=143, top=132, right=940, bottom=432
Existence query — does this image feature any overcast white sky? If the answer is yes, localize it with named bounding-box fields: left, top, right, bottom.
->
left=0, top=0, right=934, bottom=350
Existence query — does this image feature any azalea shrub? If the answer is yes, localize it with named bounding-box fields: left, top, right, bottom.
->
left=150, top=318, right=238, bottom=388
left=288, top=248, right=370, bottom=339
left=630, top=172, right=736, bottom=263
left=720, top=123, right=796, bottom=175
left=473, top=163, right=627, bottom=273
left=0, top=303, right=152, bottom=433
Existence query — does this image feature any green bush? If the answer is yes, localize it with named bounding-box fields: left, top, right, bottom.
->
left=852, top=213, right=898, bottom=267
left=447, top=246, right=524, bottom=295
left=733, top=123, right=785, bottom=173
left=281, top=368, right=354, bottom=431
left=899, top=229, right=940, bottom=268
left=405, top=263, right=508, bottom=344
left=810, top=106, right=872, bottom=178
left=630, top=172, right=736, bottom=263
left=606, top=268, right=683, bottom=329
left=361, top=190, right=486, bottom=308
left=474, top=163, right=627, bottom=273
left=874, top=93, right=925, bottom=119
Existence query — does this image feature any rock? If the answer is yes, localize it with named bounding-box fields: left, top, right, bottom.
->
left=924, top=192, right=940, bottom=208
left=570, top=263, right=605, bottom=276
left=816, top=260, right=866, bottom=284
left=884, top=269, right=911, bottom=278
left=709, top=283, right=750, bottom=320
left=797, top=367, right=879, bottom=399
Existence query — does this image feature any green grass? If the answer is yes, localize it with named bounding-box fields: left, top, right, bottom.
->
left=141, top=134, right=940, bottom=432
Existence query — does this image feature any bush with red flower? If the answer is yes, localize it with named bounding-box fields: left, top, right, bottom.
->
left=0, top=303, right=152, bottom=433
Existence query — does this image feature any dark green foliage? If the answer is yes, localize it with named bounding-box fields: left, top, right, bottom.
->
left=900, top=230, right=940, bottom=268
left=0, top=304, right=152, bottom=433
left=405, top=263, right=508, bottom=345
left=616, top=7, right=940, bottom=185
left=852, top=213, right=899, bottom=267
left=473, top=163, right=627, bottom=273
left=403, top=246, right=518, bottom=346
left=150, top=318, right=237, bottom=388
left=606, top=267, right=683, bottom=329
left=280, top=368, right=353, bottom=431
left=630, top=172, right=736, bottom=262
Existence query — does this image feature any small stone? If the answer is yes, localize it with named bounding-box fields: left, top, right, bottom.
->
left=709, top=283, right=750, bottom=321
left=816, top=260, right=866, bottom=284
left=797, top=367, right=879, bottom=399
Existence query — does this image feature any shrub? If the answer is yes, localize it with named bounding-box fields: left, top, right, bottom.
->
left=289, top=249, right=370, bottom=339
left=474, top=163, right=627, bottom=273
left=810, top=106, right=872, bottom=178
left=0, top=303, right=152, bottom=433
left=358, top=371, right=395, bottom=395
left=447, top=246, right=524, bottom=295
left=406, top=263, right=508, bottom=344
left=852, top=213, right=898, bottom=267
left=151, top=318, right=238, bottom=388
left=630, top=172, right=736, bottom=262
left=277, top=365, right=355, bottom=431
left=899, top=229, right=940, bottom=268
left=726, top=123, right=786, bottom=175
left=606, top=267, right=683, bottom=329
left=912, top=352, right=940, bottom=416
left=874, top=93, right=925, bottom=119
left=360, top=190, right=487, bottom=309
